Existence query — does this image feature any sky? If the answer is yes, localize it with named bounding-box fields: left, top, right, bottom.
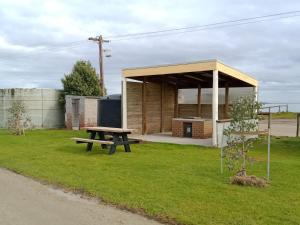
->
left=0, top=0, right=300, bottom=110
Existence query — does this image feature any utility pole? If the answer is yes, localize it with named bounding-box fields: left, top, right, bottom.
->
left=88, top=35, right=110, bottom=96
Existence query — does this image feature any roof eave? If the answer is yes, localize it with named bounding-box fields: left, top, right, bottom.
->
left=122, top=60, right=258, bottom=87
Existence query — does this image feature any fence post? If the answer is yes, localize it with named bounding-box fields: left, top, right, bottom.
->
left=297, top=113, right=299, bottom=137
left=267, top=109, right=271, bottom=181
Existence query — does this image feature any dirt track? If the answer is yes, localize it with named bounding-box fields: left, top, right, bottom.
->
left=0, top=168, right=162, bottom=225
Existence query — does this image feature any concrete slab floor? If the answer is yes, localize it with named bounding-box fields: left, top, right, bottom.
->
left=129, top=119, right=298, bottom=147
left=129, top=132, right=213, bottom=147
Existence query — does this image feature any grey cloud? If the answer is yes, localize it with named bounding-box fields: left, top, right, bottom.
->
left=0, top=0, right=300, bottom=109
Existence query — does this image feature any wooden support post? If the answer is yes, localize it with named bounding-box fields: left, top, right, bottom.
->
left=174, top=86, right=179, bottom=118
left=161, top=79, right=165, bottom=133
left=225, top=84, right=229, bottom=119
left=197, top=84, right=202, bottom=117
left=254, top=86, right=258, bottom=102
left=212, top=70, right=219, bottom=146
left=122, top=78, right=127, bottom=128
left=142, top=77, right=147, bottom=135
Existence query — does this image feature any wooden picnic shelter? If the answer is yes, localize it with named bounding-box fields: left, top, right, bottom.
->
left=121, top=59, right=258, bottom=146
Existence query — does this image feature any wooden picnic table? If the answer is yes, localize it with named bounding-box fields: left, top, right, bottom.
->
left=71, top=127, right=138, bottom=155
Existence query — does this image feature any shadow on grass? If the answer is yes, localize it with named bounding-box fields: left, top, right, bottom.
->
left=53, top=142, right=131, bottom=157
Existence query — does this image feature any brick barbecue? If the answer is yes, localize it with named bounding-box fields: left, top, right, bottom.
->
left=172, top=118, right=212, bottom=139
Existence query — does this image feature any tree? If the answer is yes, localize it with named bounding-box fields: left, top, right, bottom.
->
left=61, top=60, right=104, bottom=99
left=223, top=94, right=265, bottom=186
left=7, top=100, right=32, bottom=135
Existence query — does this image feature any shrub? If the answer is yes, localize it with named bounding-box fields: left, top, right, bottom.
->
left=7, top=100, right=32, bottom=135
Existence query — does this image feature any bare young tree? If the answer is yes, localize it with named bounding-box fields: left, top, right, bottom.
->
left=223, top=95, right=266, bottom=186
left=7, top=100, right=32, bottom=135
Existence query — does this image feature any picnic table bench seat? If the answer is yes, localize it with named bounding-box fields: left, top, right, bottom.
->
left=71, top=137, right=113, bottom=145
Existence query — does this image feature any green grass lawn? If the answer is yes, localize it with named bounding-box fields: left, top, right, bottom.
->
left=262, top=112, right=298, bottom=120
left=0, top=129, right=300, bottom=225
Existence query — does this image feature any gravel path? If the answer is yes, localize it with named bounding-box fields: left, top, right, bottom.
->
left=0, top=168, right=162, bottom=225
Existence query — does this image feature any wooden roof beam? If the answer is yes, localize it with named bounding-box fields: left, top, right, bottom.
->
left=184, top=74, right=209, bottom=82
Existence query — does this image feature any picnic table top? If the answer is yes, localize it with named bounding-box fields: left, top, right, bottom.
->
left=82, top=126, right=134, bottom=133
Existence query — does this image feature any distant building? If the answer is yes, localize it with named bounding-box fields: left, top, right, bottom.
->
left=65, top=95, right=101, bottom=130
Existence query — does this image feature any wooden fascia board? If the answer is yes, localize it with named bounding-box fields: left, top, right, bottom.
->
left=122, top=60, right=259, bottom=87
left=216, top=62, right=258, bottom=87
left=122, top=61, right=217, bottom=78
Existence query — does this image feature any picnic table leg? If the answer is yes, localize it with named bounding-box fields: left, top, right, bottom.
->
left=98, top=131, right=107, bottom=149
left=122, top=133, right=131, bottom=152
left=86, top=131, right=96, bottom=151
left=109, top=134, right=119, bottom=155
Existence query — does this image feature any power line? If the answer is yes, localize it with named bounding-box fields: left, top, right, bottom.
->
left=111, top=14, right=300, bottom=41
left=0, top=10, right=299, bottom=58
left=1, top=10, right=299, bottom=64
left=108, top=10, right=300, bottom=39
left=107, top=10, right=300, bottom=41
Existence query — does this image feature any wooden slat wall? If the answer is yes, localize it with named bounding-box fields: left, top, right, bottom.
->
left=127, top=82, right=143, bottom=134
left=145, top=82, right=162, bottom=133
left=163, top=83, right=176, bottom=131
left=178, top=104, right=198, bottom=117
left=178, top=104, right=229, bottom=119
left=127, top=82, right=211, bottom=134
